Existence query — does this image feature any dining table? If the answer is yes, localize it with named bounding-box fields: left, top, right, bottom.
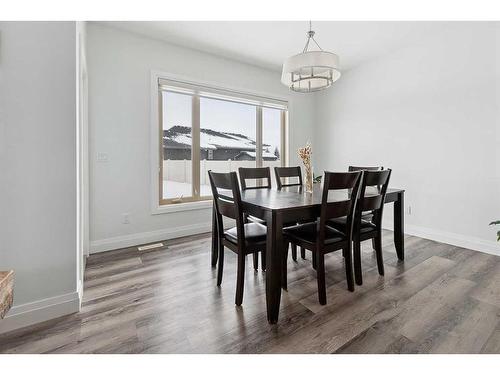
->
left=210, top=184, right=405, bottom=324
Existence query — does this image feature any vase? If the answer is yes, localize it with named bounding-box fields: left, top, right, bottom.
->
left=305, top=163, right=313, bottom=193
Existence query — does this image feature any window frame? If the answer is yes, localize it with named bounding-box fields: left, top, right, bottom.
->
left=150, top=71, right=289, bottom=214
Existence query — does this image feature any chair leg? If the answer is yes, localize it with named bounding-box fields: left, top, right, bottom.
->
left=253, top=252, right=259, bottom=271
left=282, top=242, right=288, bottom=290
left=371, top=238, right=376, bottom=251
left=316, top=249, right=326, bottom=305
left=235, top=252, right=246, bottom=306
left=211, top=210, right=218, bottom=268
left=344, top=246, right=355, bottom=292
left=301, top=247, right=306, bottom=259
left=353, top=239, right=363, bottom=285
left=312, top=250, right=317, bottom=270
left=217, top=241, right=224, bottom=286
left=211, top=233, right=218, bottom=268
left=261, top=249, right=266, bottom=271
left=291, top=243, right=297, bottom=262
left=374, top=234, right=385, bottom=276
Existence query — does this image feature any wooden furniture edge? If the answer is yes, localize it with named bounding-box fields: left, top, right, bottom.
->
left=0, top=270, right=14, bottom=319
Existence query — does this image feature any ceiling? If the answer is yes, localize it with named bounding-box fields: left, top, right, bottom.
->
left=98, top=21, right=449, bottom=72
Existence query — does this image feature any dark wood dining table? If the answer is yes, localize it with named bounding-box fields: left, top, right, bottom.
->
left=211, top=184, right=405, bottom=324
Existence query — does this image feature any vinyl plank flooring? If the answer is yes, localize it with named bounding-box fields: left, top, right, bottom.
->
left=481, top=320, right=500, bottom=353
left=470, top=262, right=500, bottom=308
left=0, top=230, right=499, bottom=354
left=264, top=255, right=459, bottom=354
left=430, top=298, right=500, bottom=354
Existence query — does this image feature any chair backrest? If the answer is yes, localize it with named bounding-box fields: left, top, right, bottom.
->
left=238, top=167, right=272, bottom=191
left=348, top=165, right=384, bottom=172
left=274, top=166, right=302, bottom=189
left=317, top=171, right=363, bottom=247
left=208, top=171, right=245, bottom=245
left=356, top=169, right=392, bottom=228
left=348, top=166, right=384, bottom=192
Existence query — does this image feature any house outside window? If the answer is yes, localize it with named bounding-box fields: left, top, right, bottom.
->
left=157, top=77, right=288, bottom=206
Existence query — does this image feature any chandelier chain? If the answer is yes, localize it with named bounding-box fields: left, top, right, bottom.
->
left=310, top=36, right=323, bottom=51
left=302, top=21, right=323, bottom=53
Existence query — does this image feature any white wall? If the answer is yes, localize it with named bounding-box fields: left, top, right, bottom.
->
left=87, top=23, right=315, bottom=252
left=0, top=22, right=79, bottom=333
left=315, top=22, right=500, bottom=254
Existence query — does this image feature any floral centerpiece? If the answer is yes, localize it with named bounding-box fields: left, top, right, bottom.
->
left=298, top=142, right=313, bottom=193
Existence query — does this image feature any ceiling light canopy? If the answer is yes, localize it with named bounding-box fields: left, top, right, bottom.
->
left=281, top=22, right=341, bottom=93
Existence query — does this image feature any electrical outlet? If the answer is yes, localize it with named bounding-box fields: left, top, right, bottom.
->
left=407, top=205, right=412, bottom=215
left=122, top=213, right=130, bottom=224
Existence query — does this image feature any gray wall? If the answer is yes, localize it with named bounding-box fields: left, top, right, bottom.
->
left=0, top=21, right=79, bottom=332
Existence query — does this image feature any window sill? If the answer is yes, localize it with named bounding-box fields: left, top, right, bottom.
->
left=152, top=199, right=213, bottom=215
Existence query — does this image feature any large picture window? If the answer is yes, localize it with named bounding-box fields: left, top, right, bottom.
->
left=158, top=78, right=288, bottom=206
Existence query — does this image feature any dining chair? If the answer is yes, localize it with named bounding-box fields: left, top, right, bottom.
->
left=238, top=167, right=271, bottom=270
left=283, top=171, right=362, bottom=305
left=274, top=166, right=303, bottom=189
left=238, top=166, right=272, bottom=191
left=329, top=169, right=392, bottom=286
left=274, top=166, right=310, bottom=262
left=208, top=170, right=267, bottom=306
left=348, top=166, right=384, bottom=249
left=348, top=166, right=384, bottom=172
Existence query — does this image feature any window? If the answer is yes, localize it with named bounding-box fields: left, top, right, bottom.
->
left=161, top=91, right=193, bottom=201
left=262, top=107, right=284, bottom=187
left=157, top=77, right=288, bottom=206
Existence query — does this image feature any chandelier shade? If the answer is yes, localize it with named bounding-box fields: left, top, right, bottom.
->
left=281, top=22, right=341, bottom=93
left=281, top=51, right=341, bottom=93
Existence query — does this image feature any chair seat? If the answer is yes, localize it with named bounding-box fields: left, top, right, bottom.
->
left=328, top=217, right=376, bottom=234
left=297, top=218, right=317, bottom=225
left=247, top=215, right=303, bottom=228
left=283, top=222, right=346, bottom=246
left=247, top=215, right=266, bottom=225
left=361, top=212, right=373, bottom=221
left=224, top=222, right=267, bottom=246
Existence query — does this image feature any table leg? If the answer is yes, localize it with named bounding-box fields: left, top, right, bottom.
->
left=266, top=210, right=283, bottom=324
left=211, top=203, right=218, bottom=268
left=394, top=191, right=405, bottom=261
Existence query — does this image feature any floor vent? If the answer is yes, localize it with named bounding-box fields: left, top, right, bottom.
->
left=138, top=242, right=165, bottom=251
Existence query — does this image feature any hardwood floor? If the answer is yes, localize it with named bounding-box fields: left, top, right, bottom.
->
left=0, top=230, right=499, bottom=354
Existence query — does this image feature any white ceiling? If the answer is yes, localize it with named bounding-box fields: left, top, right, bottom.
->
left=98, top=21, right=450, bottom=72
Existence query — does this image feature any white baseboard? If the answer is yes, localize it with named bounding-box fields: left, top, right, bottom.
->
left=0, top=291, right=80, bottom=334
left=383, top=221, right=500, bottom=256
left=90, top=221, right=215, bottom=254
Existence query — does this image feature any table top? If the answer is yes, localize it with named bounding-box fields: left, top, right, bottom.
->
left=241, top=185, right=404, bottom=211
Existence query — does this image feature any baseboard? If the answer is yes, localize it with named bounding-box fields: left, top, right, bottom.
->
left=0, top=291, right=80, bottom=334
left=90, top=222, right=215, bottom=254
left=383, top=222, right=500, bottom=256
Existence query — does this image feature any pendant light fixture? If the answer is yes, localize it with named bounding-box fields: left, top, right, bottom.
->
left=281, top=21, right=340, bottom=93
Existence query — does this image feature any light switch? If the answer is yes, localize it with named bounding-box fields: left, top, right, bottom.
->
left=97, top=152, right=108, bottom=162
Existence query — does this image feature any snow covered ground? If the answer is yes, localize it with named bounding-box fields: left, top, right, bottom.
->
left=163, top=180, right=212, bottom=199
